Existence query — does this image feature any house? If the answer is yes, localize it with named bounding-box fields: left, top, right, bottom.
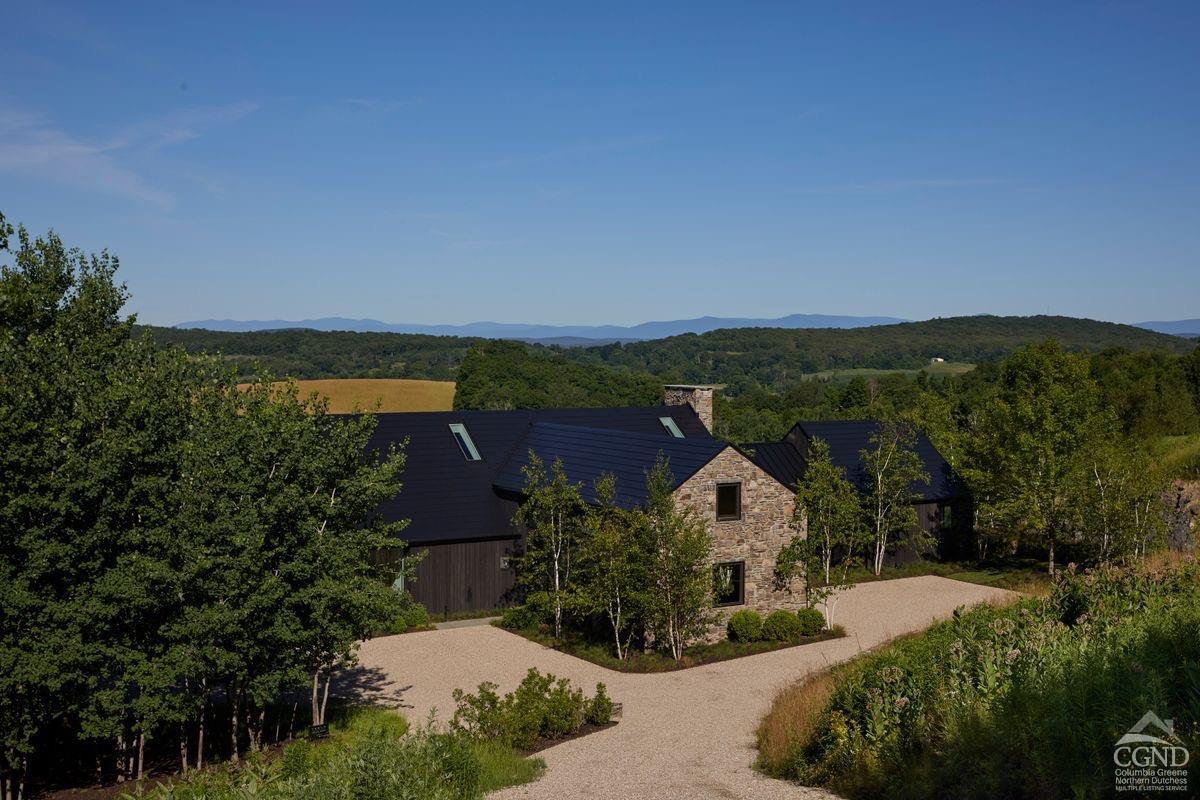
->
left=742, top=419, right=970, bottom=564
left=363, top=387, right=968, bottom=615
left=363, top=386, right=801, bottom=617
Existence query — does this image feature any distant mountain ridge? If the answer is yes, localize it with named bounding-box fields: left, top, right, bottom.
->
left=1136, top=319, right=1200, bottom=337
left=175, top=313, right=908, bottom=340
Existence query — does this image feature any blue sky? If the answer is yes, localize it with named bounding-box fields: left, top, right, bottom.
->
left=3, top=1, right=1198, bottom=326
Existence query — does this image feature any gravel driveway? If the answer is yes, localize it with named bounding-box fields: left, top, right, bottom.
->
left=345, top=576, right=1012, bottom=800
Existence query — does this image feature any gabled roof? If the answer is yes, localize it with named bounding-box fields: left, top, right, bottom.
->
left=785, top=420, right=963, bottom=501
left=493, top=422, right=727, bottom=510
left=360, top=405, right=711, bottom=543
left=738, top=441, right=806, bottom=490
left=742, top=421, right=964, bottom=502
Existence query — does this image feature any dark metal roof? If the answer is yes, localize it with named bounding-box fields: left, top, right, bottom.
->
left=360, top=405, right=711, bottom=543
left=493, top=422, right=728, bottom=510
left=739, top=441, right=806, bottom=490
left=786, top=420, right=964, bottom=502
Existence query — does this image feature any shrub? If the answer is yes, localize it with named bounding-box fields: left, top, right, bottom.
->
left=498, top=604, right=539, bottom=630
left=795, top=607, right=825, bottom=637
left=585, top=683, right=614, bottom=725
left=387, top=591, right=431, bottom=634
left=762, top=610, right=802, bottom=641
left=727, top=609, right=764, bottom=642
left=452, top=668, right=615, bottom=750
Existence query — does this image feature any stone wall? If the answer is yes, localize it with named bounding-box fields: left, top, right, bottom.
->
left=671, top=446, right=804, bottom=633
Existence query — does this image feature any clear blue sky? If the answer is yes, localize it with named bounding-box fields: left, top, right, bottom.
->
left=3, top=1, right=1198, bottom=326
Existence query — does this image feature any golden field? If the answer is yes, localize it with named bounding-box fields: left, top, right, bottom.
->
left=240, top=378, right=455, bottom=412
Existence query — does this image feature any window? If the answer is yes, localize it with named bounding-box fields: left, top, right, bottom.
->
left=712, top=561, right=745, bottom=606
left=716, top=482, right=741, bottom=521
left=659, top=416, right=685, bottom=438
left=449, top=423, right=481, bottom=461
left=939, top=503, right=953, bottom=529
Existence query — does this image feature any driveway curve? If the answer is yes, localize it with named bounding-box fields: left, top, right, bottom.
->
left=345, top=576, right=1013, bottom=800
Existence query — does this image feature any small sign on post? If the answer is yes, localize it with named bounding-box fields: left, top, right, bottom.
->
left=308, top=723, right=329, bottom=740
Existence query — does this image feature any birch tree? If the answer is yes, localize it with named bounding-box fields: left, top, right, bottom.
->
left=641, top=456, right=713, bottom=661
left=776, top=438, right=867, bottom=625
left=861, top=420, right=929, bottom=576
left=576, top=475, right=645, bottom=659
left=514, top=453, right=585, bottom=638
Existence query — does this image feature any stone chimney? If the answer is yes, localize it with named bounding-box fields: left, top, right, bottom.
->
left=664, top=384, right=715, bottom=433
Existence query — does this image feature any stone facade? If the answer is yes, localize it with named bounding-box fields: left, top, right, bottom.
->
left=663, top=385, right=715, bottom=433
left=671, top=446, right=805, bottom=634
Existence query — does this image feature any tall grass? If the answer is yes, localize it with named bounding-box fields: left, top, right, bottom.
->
left=758, top=561, right=1200, bottom=799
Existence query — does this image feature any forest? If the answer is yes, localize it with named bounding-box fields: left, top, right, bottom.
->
left=144, top=313, right=1192, bottom=390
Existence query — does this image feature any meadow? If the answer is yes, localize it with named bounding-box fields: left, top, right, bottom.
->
left=239, top=378, right=456, bottom=412
left=756, top=561, right=1200, bottom=799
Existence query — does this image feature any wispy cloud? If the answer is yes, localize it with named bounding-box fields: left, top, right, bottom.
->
left=829, top=178, right=1011, bottom=193
left=0, top=101, right=258, bottom=209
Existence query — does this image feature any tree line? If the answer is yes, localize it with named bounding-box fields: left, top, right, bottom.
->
left=0, top=216, right=414, bottom=798
left=142, top=314, right=1194, bottom=396
left=780, top=342, right=1181, bottom=624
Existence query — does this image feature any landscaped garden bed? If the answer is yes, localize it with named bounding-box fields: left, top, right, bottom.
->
left=497, top=608, right=846, bottom=673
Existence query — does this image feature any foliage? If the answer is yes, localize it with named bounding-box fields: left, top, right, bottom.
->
left=498, top=621, right=843, bottom=672
left=761, top=610, right=803, bottom=642
left=450, top=669, right=607, bottom=750
left=0, top=214, right=413, bottom=792
left=498, top=605, right=541, bottom=630
left=641, top=455, right=715, bottom=660
left=759, top=561, right=1200, bottom=799
left=454, top=339, right=660, bottom=410
left=141, top=324, right=481, bottom=382
left=386, top=592, right=432, bottom=634
left=861, top=420, right=929, bottom=575
left=794, top=607, right=826, bottom=636
left=573, top=475, right=646, bottom=659
left=727, top=609, right=765, bottom=642
left=585, top=684, right=615, bottom=725
left=119, top=709, right=542, bottom=800
left=513, top=453, right=586, bottom=638
left=776, top=437, right=868, bottom=619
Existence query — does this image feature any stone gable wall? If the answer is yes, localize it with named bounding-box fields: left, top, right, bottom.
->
left=671, top=446, right=805, bottom=632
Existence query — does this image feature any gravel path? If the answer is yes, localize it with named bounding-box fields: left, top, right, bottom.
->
left=345, top=576, right=1013, bottom=800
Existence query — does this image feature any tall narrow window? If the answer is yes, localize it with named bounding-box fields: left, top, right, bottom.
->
left=713, top=561, right=745, bottom=606
left=716, top=482, right=741, bottom=521
left=449, top=423, right=481, bottom=461
left=659, top=416, right=685, bottom=438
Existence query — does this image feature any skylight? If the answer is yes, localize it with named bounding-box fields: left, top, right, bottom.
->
left=449, top=423, right=482, bottom=460
left=659, top=416, right=685, bottom=438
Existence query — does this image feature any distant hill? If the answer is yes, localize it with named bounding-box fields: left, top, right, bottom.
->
left=141, top=315, right=1194, bottom=392
left=561, top=315, right=1197, bottom=391
left=174, top=313, right=907, bottom=339
left=1137, top=319, right=1200, bottom=338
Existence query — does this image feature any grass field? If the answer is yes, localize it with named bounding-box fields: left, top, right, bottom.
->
left=803, top=361, right=975, bottom=382
left=1151, top=433, right=1200, bottom=478
left=245, top=378, right=456, bottom=412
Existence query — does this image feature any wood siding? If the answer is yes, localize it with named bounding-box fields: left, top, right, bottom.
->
left=408, top=538, right=519, bottom=615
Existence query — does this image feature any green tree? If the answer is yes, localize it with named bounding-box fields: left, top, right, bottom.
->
left=973, top=341, right=1101, bottom=574
left=575, top=475, right=645, bottom=659
left=641, top=456, right=714, bottom=661
left=776, top=439, right=868, bottom=625
left=1078, top=438, right=1168, bottom=565
left=862, top=420, right=929, bottom=576
left=514, top=454, right=585, bottom=638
